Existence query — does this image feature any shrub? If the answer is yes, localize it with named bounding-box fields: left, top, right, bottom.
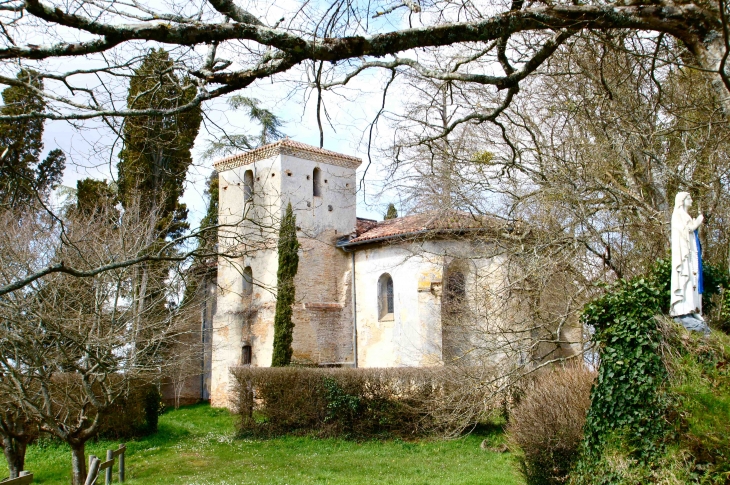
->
left=231, top=367, right=446, bottom=438
left=506, top=364, right=595, bottom=485
left=98, top=382, right=163, bottom=438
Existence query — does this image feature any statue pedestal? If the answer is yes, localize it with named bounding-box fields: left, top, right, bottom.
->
left=673, top=314, right=710, bottom=335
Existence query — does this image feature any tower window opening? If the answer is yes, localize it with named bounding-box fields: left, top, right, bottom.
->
left=313, top=167, right=322, bottom=197
left=243, top=170, right=254, bottom=203
left=242, top=345, right=252, bottom=365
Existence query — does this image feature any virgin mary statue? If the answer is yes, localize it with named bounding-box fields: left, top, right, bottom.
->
left=670, top=192, right=704, bottom=318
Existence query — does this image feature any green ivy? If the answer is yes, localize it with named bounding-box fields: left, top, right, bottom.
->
left=322, top=377, right=361, bottom=425
left=573, top=258, right=730, bottom=483
left=577, top=260, right=671, bottom=477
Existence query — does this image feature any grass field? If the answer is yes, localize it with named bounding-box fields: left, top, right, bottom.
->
left=4, top=404, right=524, bottom=485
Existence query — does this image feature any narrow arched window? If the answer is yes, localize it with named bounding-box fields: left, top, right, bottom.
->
left=378, top=273, right=394, bottom=320
left=242, top=266, right=253, bottom=301
left=443, top=270, right=466, bottom=315
left=242, top=345, right=252, bottom=365
left=313, top=167, right=322, bottom=197
left=244, top=170, right=254, bottom=202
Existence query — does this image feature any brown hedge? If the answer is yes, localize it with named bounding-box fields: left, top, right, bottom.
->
left=230, top=367, right=450, bottom=438
left=506, top=364, right=596, bottom=485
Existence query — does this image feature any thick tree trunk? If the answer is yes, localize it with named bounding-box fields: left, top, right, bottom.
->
left=1, top=436, right=26, bottom=479
left=70, top=442, right=87, bottom=485
left=693, top=35, right=730, bottom=116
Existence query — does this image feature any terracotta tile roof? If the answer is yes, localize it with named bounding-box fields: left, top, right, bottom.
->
left=356, top=217, right=379, bottom=234
left=213, top=138, right=362, bottom=171
left=344, top=211, right=513, bottom=245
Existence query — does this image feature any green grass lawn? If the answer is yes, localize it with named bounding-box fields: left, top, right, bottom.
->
left=5, top=404, right=524, bottom=485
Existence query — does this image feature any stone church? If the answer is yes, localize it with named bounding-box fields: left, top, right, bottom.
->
left=167, top=139, right=581, bottom=408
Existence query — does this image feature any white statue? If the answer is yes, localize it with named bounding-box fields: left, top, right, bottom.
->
left=670, top=192, right=704, bottom=322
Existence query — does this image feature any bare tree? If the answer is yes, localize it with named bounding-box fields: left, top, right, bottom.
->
left=0, top=0, right=726, bottom=132
left=0, top=200, right=205, bottom=484
left=0, top=398, right=38, bottom=479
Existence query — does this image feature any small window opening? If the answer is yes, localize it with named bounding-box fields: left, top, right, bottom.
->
left=242, top=345, right=252, bottom=365
left=313, top=167, right=322, bottom=197
left=378, top=273, right=394, bottom=320
left=243, top=170, right=254, bottom=203
left=324, top=179, right=328, bottom=184
left=443, top=271, right=466, bottom=315
left=286, top=170, right=292, bottom=176
left=271, top=173, right=275, bottom=177
left=328, top=205, right=333, bottom=211
left=242, top=266, right=253, bottom=299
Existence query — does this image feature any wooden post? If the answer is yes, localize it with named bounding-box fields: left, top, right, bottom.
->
left=118, top=444, right=125, bottom=483
left=105, top=449, right=113, bottom=485
left=85, top=456, right=100, bottom=485
left=5, top=471, right=34, bottom=485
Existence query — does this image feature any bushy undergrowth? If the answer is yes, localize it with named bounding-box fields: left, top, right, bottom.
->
left=506, top=365, right=595, bottom=485
left=662, top=321, right=730, bottom=483
left=231, top=367, right=449, bottom=438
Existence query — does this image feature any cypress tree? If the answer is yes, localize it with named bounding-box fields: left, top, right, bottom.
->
left=118, top=48, right=202, bottom=240
left=0, top=69, right=66, bottom=207
left=271, top=202, right=299, bottom=366
left=384, top=203, right=398, bottom=220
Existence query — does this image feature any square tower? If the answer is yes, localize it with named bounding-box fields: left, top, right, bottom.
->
left=210, top=140, right=361, bottom=407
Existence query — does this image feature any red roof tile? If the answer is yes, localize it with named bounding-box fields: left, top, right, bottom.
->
left=346, top=211, right=509, bottom=245
left=213, top=138, right=361, bottom=171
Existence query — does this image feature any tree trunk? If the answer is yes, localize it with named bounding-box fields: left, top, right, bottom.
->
left=1, top=435, right=26, bottom=479
left=70, top=442, right=87, bottom=485
left=693, top=35, right=730, bottom=116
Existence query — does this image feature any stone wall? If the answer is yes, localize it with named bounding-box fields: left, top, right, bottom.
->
left=210, top=147, right=359, bottom=407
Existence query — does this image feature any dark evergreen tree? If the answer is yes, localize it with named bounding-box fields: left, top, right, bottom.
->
left=118, top=49, right=202, bottom=239
left=272, top=202, right=299, bottom=366
left=0, top=70, right=66, bottom=207
left=75, top=178, right=117, bottom=218
left=198, top=170, right=219, bottom=249
left=384, top=203, right=398, bottom=220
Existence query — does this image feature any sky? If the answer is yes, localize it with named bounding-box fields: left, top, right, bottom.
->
left=41, top=63, right=400, bottom=225
left=23, top=0, right=420, bottom=226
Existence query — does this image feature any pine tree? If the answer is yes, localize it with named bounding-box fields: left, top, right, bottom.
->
left=384, top=203, right=398, bottom=220
left=272, top=202, right=300, bottom=366
left=0, top=70, right=66, bottom=207
left=118, top=49, right=202, bottom=239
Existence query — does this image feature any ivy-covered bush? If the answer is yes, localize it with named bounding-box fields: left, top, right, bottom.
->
left=572, top=258, right=728, bottom=484
left=99, top=382, right=164, bottom=438
left=578, top=261, right=670, bottom=465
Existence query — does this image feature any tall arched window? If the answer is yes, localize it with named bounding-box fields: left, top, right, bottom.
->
left=443, top=269, right=466, bottom=315
left=378, top=273, right=394, bottom=320
left=242, top=266, right=253, bottom=302
left=244, top=170, right=254, bottom=203
left=313, top=167, right=322, bottom=197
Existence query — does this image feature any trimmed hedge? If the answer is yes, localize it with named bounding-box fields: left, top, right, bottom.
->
left=231, top=367, right=447, bottom=438
left=99, top=383, right=163, bottom=438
